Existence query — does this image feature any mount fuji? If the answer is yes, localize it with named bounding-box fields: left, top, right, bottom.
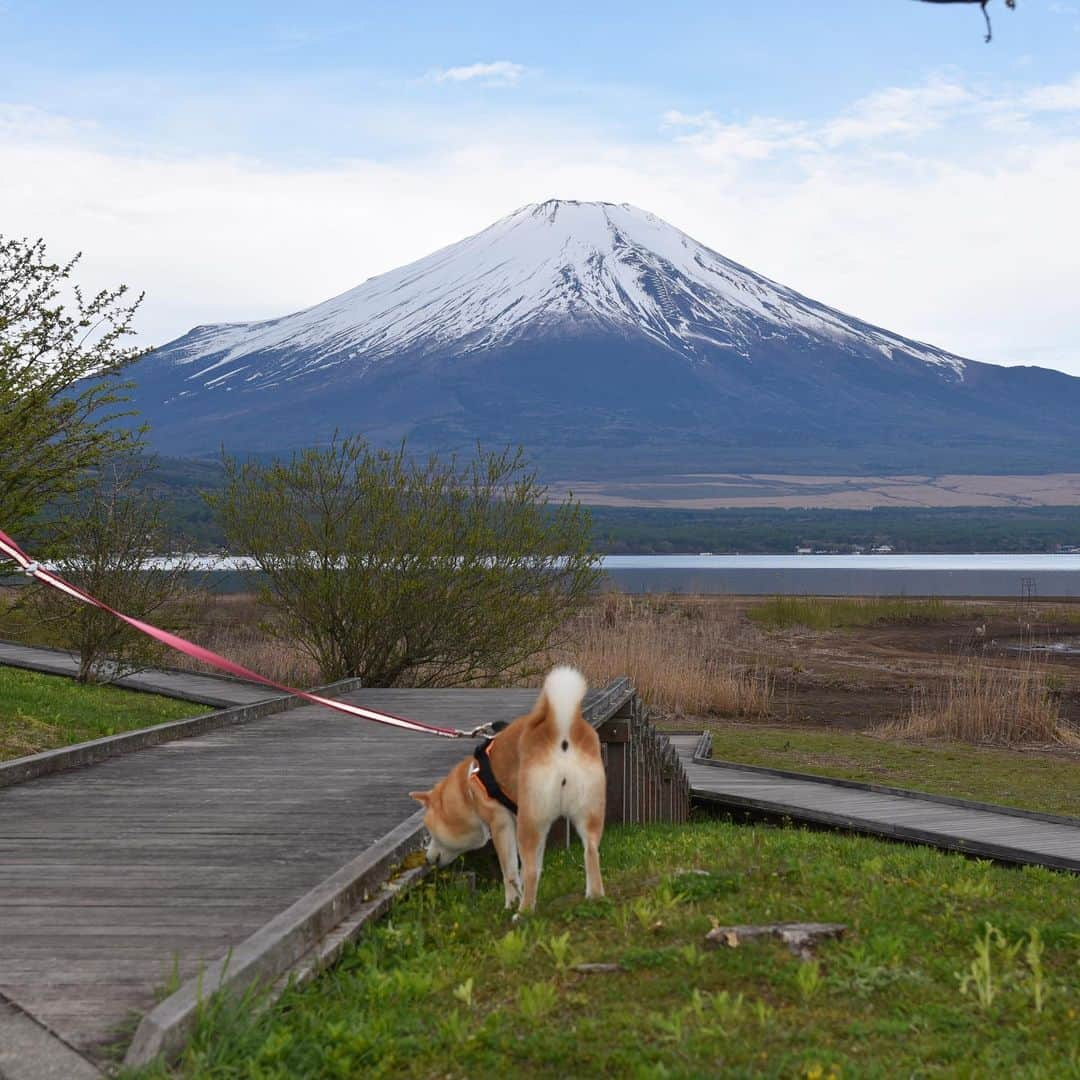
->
left=129, top=200, right=1080, bottom=475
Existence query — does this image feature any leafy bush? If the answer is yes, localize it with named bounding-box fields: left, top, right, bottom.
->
left=207, top=437, right=600, bottom=685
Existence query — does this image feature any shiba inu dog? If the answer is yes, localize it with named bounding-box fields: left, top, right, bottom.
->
left=409, top=666, right=605, bottom=913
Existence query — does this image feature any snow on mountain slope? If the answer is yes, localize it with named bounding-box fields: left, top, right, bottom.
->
left=158, top=200, right=966, bottom=393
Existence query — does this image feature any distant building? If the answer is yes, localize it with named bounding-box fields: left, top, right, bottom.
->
left=871, top=544, right=894, bottom=554
left=795, top=546, right=813, bottom=555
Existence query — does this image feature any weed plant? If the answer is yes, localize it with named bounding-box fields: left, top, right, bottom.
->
left=883, top=656, right=1080, bottom=747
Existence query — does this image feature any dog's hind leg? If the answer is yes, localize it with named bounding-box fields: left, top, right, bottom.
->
left=489, top=811, right=522, bottom=909
left=516, top=814, right=547, bottom=913
left=573, top=810, right=605, bottom=899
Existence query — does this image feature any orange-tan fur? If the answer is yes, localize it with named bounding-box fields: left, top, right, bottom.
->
left=410, top=666, right=605, bottom=912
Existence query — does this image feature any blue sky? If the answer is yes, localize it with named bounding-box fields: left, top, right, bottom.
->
left=3, top=1, right=1079, bottom=373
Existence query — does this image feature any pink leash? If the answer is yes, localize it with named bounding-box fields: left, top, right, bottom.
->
left=0, top=528, right=464, bottom=739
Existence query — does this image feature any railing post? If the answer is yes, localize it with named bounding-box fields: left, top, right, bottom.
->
left=589, top=679, right=691, bottom=828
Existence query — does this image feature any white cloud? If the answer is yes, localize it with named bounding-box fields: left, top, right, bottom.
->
left=1023, top=74, right=1080, bottom=111
left=663, top=111, right=813, bottom=161
left=2, top=73, right=1079, bottom=378
left=822, top=81, right=973, bottom=146
left=661, top=79, right=978, bottom=164
left=431, top=61, right=526, bottom=86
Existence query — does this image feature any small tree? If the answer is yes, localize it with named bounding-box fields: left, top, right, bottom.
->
left=0, top=236, right=144, bottom=550
left=207, top=438, right=601, bottom=686
left=25, top=458, right=197, bottom=682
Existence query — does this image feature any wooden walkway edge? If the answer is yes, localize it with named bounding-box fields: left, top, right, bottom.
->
left=124, top=812, right=431, bottom=1067
left=671, top=734, right=1080, bottom=873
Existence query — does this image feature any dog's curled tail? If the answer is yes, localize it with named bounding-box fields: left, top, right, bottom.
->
left=543, top=665, right=588, bottom=736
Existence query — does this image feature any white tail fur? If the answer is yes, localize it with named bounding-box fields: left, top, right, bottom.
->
left=543, top=666, right=587, bottom=735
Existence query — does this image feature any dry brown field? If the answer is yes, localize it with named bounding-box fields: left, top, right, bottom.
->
left=6, top=585, right=1080, bottom=754
left=153, top=590, right=1080, bottom=749
left=547, top=471, right=1080, bottom=508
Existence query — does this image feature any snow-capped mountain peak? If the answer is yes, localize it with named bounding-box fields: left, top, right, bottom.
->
left=158, top=199, right=964, bottom=392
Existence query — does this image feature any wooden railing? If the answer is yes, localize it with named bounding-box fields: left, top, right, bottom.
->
left=585, top=678, right=690, bottom=827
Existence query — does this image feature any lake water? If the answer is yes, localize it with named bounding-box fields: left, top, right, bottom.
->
left=598, top=554, right=1080, bottom=597
left=81, top=553, right=1080, bottom=598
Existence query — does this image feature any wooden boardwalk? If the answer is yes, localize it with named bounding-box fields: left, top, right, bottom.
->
left=7, top=648, right=1074, bottom=1075
left=0, top=687, right=550, bottom=1072
left=670, top=735, right=1080, bottom=873
left=0, top=640, right=273, bottom=708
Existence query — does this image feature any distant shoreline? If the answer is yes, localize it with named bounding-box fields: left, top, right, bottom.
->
left=8, top=553, right=1080, bottom=598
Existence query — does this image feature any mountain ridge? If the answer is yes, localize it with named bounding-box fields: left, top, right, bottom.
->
left=125, top=199, right=1080, bottom=475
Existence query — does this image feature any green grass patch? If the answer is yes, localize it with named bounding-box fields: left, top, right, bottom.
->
left=127, top=820, right=1080, bottom=1079
left=705, top=724, right=1080, bottom=819
left=748, top=596, right=976, bottom=631
left=0, top=667, right=196, bottom=760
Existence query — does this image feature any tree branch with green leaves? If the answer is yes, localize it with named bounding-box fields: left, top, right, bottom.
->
left=0, top=236, right=146, bottom=549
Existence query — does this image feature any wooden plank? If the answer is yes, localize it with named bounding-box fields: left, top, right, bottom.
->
left=681, top=741, right=1079, bottom=826
left=0, top=997, right=103, bottom=1080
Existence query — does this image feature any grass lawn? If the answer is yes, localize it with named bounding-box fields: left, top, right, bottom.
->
left=0, top=666, right=198, bottom=760
left=702, top=724, right=1080, bottom=820
left=128, top=819, right=1080, bottom=1079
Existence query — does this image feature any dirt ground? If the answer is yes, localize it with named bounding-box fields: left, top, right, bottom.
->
left=729, top=598, right=1080, bottom=733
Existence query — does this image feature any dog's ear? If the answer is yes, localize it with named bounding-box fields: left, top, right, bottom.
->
left=409, top=790, right=431, bottom=806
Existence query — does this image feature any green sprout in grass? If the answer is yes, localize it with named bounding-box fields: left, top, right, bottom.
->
left=452, top=977, right=475, bottom=1010
left=956, top=923, right=1022, bottom=1010
left=540, top=931, right=575, bottom=971
left=795, top=959, right=824, bottom=1001
left=492, top=928, right=529, bottom=968
left=1023, top=927, right=1048, bottom=1014
left=516, top=980, right=558, bottom=1021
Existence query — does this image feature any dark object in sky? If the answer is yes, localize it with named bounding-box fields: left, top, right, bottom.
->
left=915, top=0, right=1017, bottom=43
